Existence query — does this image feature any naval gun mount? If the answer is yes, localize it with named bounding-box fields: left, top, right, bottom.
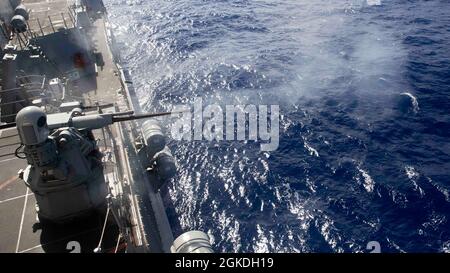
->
left=14, top=104, right=176, bottom=223
left=11, top=103, right=213, bottom=253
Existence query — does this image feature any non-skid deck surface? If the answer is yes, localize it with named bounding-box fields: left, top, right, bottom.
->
left=0, top=128, right=119, bottom=253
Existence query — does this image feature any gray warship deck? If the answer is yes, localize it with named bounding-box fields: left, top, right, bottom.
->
left=0, top=0, right=130, bottom=253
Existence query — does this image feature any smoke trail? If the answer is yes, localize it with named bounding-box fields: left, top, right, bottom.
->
left=0, top=0, right=14, bottom=22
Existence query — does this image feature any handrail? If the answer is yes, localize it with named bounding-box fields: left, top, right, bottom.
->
left=0, top=100, right=26, bottom=106
left=13, top=11, right=77, bottom=42
left=17, top=75, right=46, bottom=80
left=0, top=87, right=22, bottom=93
left=0, top=87, right=44, bottom=94
left=0, top=113, right=18, bottom=118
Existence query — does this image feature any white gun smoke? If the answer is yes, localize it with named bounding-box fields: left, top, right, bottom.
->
left=0, top=0, right=15, bottom=22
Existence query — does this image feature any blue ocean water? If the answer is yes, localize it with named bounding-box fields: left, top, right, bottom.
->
left=105, top=0, right=450, bottom=252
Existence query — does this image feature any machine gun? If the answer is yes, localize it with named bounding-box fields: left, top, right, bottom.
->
left=0, top=102, right=178, bottom=130
left=6, top=105, right=214, bottom=253
left=12, top=105, right=182, bottom=224
left=60, top=109, right=179, bottom=129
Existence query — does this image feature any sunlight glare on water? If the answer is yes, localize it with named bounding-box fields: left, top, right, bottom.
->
left=106, top=0, right=450, bottom=252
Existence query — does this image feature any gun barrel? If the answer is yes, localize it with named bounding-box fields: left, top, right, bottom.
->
left=72, top=110, right=183, bottom=129
left=112, top=111, right=182, bottom=123
left=71, top=114, right=113, bottom=129
left=0, top=110, right=186, bottom=131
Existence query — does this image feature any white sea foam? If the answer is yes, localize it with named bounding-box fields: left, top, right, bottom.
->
left=366, top=0, right=382, bottom=6
left=254, top=224, right=270, bottom=253
left=358, top=167, right=375, bottom=193
left=405, top=166, right=424, bottom=196
left=405, top=166, right=419, bottom=180
left=400, top=92, right=420, bottom=113
left=304, top=141, right=319, bottom=157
